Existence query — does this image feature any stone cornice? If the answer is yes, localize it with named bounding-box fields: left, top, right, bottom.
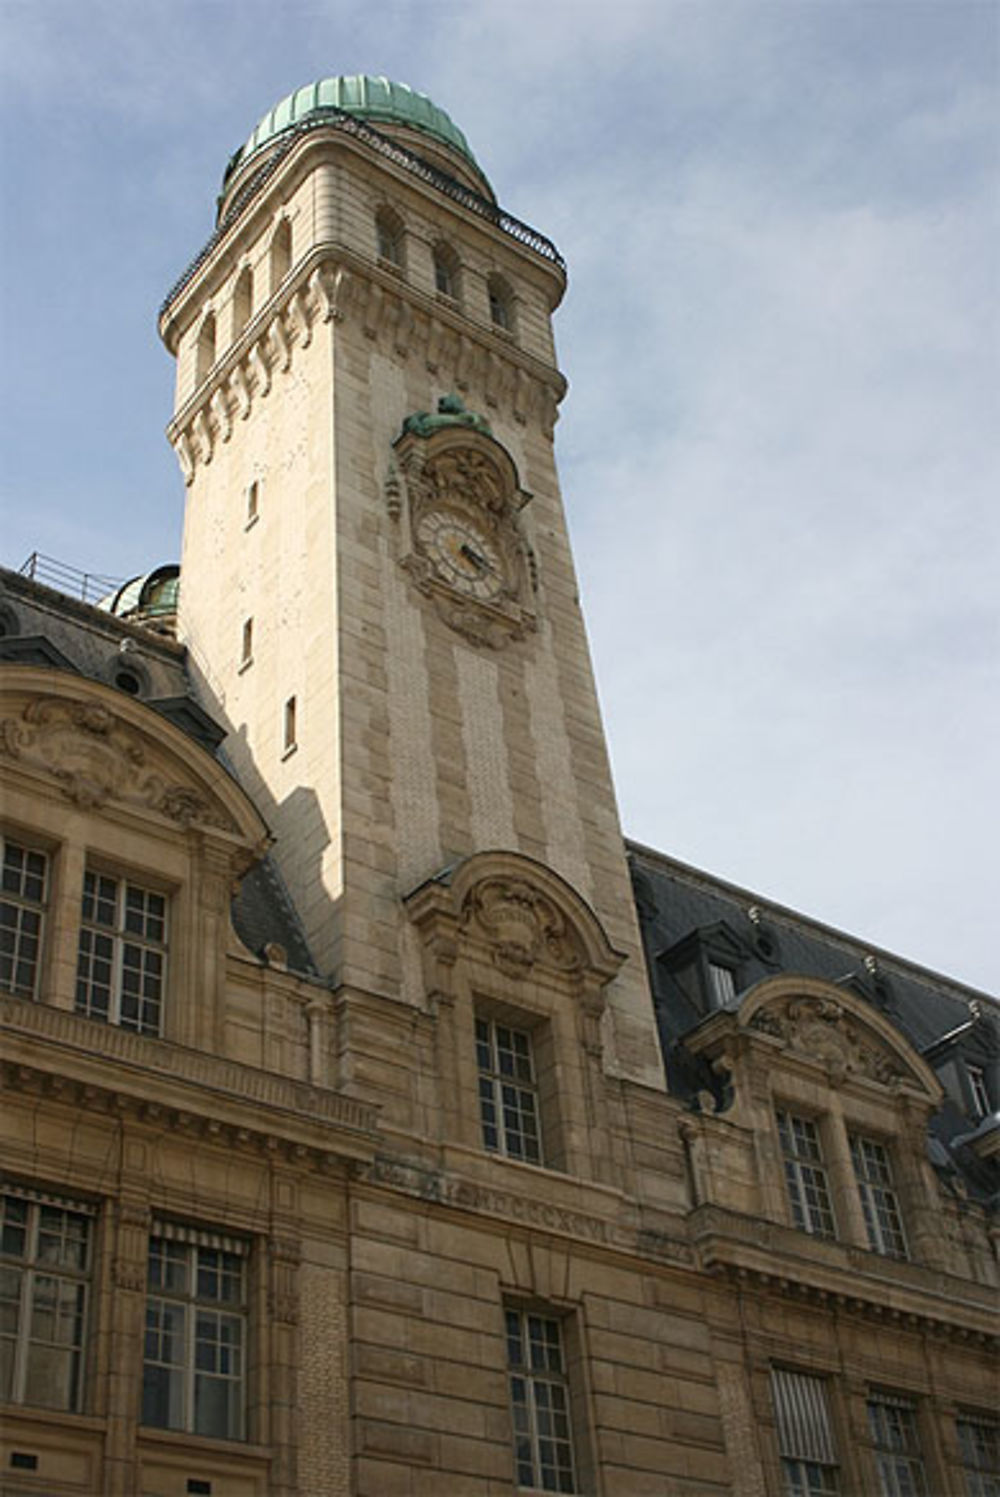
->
left=166, top=245, right=566, bottom=486
left=689, top=1203, right=998, bottom=1344
left=1, top=996, right=378, bottom=1164
left=161, top=112, right=563, bottom=325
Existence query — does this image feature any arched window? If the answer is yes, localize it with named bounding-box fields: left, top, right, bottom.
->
left=195, top=312, right=216, bottom=385
left=433, top=242, right=460, bottom=300
left=488, top=275, right=514, bottom=333
left=375, top=207, right=404, bottom=270
left=270, top=219, right=291, bottom=295
left=233, top=265, right=253, bottom=337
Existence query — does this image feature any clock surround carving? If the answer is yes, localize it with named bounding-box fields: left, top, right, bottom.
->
left=391, top=398, right=538, bottom=648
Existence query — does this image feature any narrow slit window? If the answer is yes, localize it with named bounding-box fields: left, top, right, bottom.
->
left=233, top=265, right=253, bottom=336
left=245, top=480, right=259, bottom=528
left=488, top=275, right=514, bottom=332
left=195, top=312, right=216, bottom=385
left=270, top=220, right=291, bottom=295
left=375, top=208, right=404, bottom=269
left=240, top=618, right=253, bottom=668
left=434, top=243, right=459, bottom=300
left=283, top=696, right=297, bottom=755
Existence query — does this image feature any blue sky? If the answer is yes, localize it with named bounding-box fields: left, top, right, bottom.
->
left=1, top=0, right=997, bottom=991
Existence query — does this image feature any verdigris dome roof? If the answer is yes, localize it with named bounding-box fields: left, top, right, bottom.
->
left=227, top=76, right=480, bottom=183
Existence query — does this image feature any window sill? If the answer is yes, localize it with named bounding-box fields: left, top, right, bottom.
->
left=238, top=657, right=253, bottom=674
left=244, top=514, right=259, bottom=531
left=0, top=1402, right=106, bottom=1433
left=138, top=1424, right=271, bottom=1460
left=280, top=743, right=298, bottom=761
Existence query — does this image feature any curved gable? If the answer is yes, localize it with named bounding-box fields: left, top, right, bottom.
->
left=0, top=666, right=268, bottom=861
left=405, top=848, right=625, bottom=987
left=738, top=973, right=942, bottom=1102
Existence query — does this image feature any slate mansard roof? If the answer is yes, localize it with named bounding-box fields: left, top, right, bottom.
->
left=628, top=839, right=999, bottom=1205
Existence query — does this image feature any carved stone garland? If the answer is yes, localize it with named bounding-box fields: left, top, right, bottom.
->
left=0, top=696, right=240, bottom=835
left=461, top=875, right=584, bottom=979
left=749, top=995, right=907, bottom=1085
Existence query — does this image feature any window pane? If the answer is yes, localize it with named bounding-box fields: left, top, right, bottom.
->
left=144, top=1236, right=246, bottom=1440
left=77, top=873, right=167, bottom=1035
left=506, top=1308, right=577, bottom=1492
left=0, top=1199, right=90, bottom=1412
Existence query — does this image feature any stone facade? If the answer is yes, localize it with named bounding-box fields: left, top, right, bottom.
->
left=1, top=81, right=996, bottom=1497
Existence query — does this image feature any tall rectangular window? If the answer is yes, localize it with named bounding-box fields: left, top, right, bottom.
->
left=0, top=838, right=48, bottom=998
left=240, top=617, right=253, bottom=667
left=506, top=1307, right=577, bottom=1493
left=0, top=1190, right=91, bottom=1412
left=957, top=1416, right=1000, bottom=1497
left=867, top=1393, right=927, bottom=1497
left=75, top=871, right=167, bottom=1035
left=143, top=1226, right=247, bottom=1441
left=776, top=1111, right=836, bottom=1238
left=850, top=1135, right=907, bottom=1258
left=771, top=1368, right=840, bottom=1496
left=476, top=1017, right=542, bottom=1164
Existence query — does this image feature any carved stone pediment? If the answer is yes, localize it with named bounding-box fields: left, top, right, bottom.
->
left=1, top=692, right=239, bottom=834
left=404, top=850, right=625, bottom=993
left=749, top=995, right=906, bottom=1085
left=461, top=874, right=584, bottom=979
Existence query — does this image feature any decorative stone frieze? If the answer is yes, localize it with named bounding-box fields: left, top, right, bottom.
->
left=1, top=691, right=236, bottom=832
left=167, top=247, right=564, bottom=487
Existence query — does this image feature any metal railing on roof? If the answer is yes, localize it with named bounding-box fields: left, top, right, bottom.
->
left=17, top=552, right=122, bottom=607
left=161, top=108, right=565, bottom=317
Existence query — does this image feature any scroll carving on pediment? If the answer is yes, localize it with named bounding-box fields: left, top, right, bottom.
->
left=1, top=697, right=239, bottom=834
left=461, top=875, right=585, bottom=979
left=749, top=995, right=906, bottom=1085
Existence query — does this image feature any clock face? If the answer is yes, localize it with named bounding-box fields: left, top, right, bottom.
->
left=416, top=510, right=506, bottom=601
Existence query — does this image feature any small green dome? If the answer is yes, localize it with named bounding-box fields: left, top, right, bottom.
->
left=227, top=76, right=481, bottom=184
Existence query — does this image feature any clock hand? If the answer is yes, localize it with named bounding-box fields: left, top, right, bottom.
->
left=459, top=542, right=491, bottom=572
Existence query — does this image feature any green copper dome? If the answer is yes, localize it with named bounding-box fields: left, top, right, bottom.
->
left=228, top=75, right=481, bottom=182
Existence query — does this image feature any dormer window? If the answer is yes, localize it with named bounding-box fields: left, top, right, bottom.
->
left=967, top=1064, right=991, bottom=1118
left=708, top=962, right=737, bottom=1009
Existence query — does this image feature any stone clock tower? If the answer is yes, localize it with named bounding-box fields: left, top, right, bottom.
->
left=160, top=76, right=664, bottom=1101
